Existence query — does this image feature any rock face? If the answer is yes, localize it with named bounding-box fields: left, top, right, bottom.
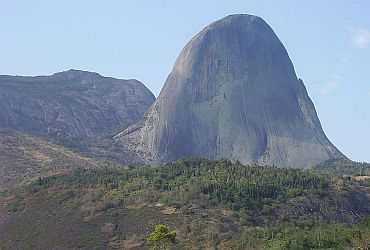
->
left=115, top=14, right=344, bottom=168
left=0, top=70, right=155, bottom=139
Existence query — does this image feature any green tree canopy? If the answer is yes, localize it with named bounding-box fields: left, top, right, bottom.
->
left=147, top=224, right=176, bottom=249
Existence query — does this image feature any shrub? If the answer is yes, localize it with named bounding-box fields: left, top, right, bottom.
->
left=147, top=224, right=176, bottom=249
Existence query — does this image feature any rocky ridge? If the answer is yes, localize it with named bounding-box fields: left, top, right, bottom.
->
left=0, top=69, right=155, bottom=139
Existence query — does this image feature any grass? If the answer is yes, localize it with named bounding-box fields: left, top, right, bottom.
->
left=0, top=128, right=100, bottom=191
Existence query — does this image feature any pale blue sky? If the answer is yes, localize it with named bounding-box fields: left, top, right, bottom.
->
left=1, top=1, right=369, bottom=162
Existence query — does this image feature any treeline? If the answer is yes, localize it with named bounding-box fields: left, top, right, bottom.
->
left=29, top=158, right=329, bottom=211
left=313, top=158, right=370, bottom=176
left=227, top=220, right=370, bottom=249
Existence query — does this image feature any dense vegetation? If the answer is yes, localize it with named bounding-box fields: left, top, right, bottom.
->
left=15, top=158, right=330, bottom=213
left=1, top=158, right=369, bottom=249
left=314, top=158, right=370, bottom=176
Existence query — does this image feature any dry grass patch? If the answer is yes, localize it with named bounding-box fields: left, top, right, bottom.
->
left=162, top=207, right=178, bottom=215
left=353, top=175, right=370, bottom=181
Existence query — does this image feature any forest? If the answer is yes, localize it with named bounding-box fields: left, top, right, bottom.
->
left=1, top=158, right=369, bottom=249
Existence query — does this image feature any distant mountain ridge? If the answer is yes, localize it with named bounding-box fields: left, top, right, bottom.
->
left=0, top=69, right=155, bottom=139
left=115, top=14, right=345, bottom=168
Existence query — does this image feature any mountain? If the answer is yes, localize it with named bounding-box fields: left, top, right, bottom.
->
left=0, top=69, right=155, bottom=139
left=0, top=128, right=100, bottom=191
left=115, top=14, right=344, bottom=168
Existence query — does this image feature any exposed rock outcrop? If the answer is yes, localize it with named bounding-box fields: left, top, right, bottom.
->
left=0, top=70, right=155, bottom=139
left=115, top=14, right=344, bottom=168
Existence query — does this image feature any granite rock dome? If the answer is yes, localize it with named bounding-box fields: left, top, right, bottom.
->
left=116, top=14, right=344, bottom=168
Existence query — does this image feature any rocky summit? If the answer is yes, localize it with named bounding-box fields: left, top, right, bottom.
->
left=0, top=69, right=155, bottom=139
left=115, top=14, right=344, bottom=168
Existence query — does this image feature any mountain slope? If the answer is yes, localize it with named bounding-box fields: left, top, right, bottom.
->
left=0, top=128, right=100, bottom=191
left=115, top=14, right=344, bottom=168
left=1, top=159, right=369, bottom=249
left=0, top=69, right=155, bottom=139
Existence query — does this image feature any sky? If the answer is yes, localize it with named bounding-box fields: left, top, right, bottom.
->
left=0, top=0, right=369, bottom=162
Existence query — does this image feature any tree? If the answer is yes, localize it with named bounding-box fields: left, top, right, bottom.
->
left=147, top=224, right=176, bottom=249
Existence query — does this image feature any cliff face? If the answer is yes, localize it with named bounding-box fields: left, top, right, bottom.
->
left=0, top=70, right=155, bottom=139
left=115, top=14, right=344, bottom=168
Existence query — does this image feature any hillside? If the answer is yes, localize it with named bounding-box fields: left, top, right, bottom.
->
left=0, top=69, right=155, bottom=140
left=1, top=158, right=369, bottom=249
left=0, top=128, right=101, bottom=191
left=314, top=158, right=370, bottom=176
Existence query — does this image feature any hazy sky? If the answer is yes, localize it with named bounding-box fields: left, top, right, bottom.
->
left=1, top=1, right=369, bottom=162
